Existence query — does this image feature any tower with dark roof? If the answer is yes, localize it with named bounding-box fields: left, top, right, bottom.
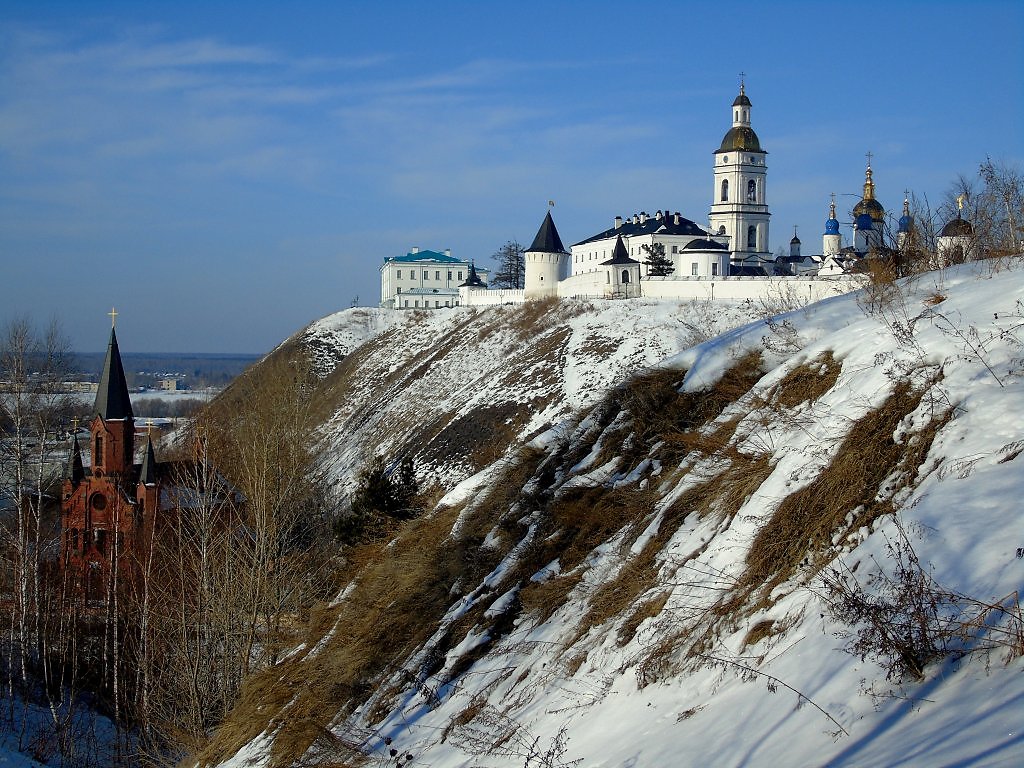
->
left=524, top=209, right=570, bottom=300
left=91, top=327, right=135, bottom=477
left=708, top=79, right=771, bottom=271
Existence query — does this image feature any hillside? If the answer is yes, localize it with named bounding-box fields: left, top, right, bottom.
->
left=203, top=263, right=1023, bottom=768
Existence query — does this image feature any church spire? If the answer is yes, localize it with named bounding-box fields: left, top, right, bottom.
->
left=65, top=434, right=85, bottom=484
left=862, top=153, right=876, bottom=201
left=94, top=326, right=133, bottom=421
left=528, top=210, right=568, bottom=254
left=139, top=432, right=157, bottom=486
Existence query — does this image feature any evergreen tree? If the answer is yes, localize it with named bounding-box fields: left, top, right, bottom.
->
left=491, top=240, right=525, bottom=288
left=641, top=242, right=675, bottom=276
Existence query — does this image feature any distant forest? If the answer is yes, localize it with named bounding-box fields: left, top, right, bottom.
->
left=74, top=351, right=262, bottom=389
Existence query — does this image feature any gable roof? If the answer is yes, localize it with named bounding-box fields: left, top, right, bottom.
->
left=527, top=211, right=568, bottom=254
left=94, top=328, right=133, bottom=421
left=574, top=212, right=708, bottom=247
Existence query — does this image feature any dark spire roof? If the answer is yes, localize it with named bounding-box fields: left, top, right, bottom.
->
left=459, top=261, right=487, bottom=287
left=528, top=210, right=568, bottom=254
left=139, top=434, right=157, bottom=485
left=94, top=327, right=133, bottom=421
left=600, top=235, right=640, bottom=266
left=65, top=435, right=85, bottom=484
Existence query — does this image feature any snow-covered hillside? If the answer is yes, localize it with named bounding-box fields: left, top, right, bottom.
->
left=207, top=262, right=1024, bottom=768
left=297, top=298, right=762, bottom=495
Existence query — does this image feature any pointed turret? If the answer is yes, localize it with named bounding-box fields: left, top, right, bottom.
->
left=524, top=208, right=571, bottom=300
left=459, top=261, right=487, bottom=288
left=528, top=210, right=569, bottom=255
left=65, top=435, right=85, bottom=485
left=139, top=434, right=157, bottom=486
left=94, top=327, right=133, bottom=421
left=823, top=194, right=842, bottom=257
left=600, top=234, right=640, bottom=265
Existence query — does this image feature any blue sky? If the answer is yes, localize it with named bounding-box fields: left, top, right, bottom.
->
left=2, top=0, right=1022, bottom=353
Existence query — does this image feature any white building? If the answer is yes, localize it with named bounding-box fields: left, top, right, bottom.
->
left=708, top=82, right=771, bottom=270
left=379, top=248, right=489, bottom=309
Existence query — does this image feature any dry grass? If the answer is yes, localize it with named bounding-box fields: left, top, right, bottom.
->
left=740, top=378, right=953, bottom=603
left=770, top=351, right=842, bottom=410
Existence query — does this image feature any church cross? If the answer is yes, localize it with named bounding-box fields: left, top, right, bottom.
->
left=108, top=307, right=118, bottom=328
left=865, top=150, right=873, bottom=168
left=739, top=71, right=746, bottom=90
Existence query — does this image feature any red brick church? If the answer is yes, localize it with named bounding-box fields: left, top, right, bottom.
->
left=61, top=324, right=167, bottom=597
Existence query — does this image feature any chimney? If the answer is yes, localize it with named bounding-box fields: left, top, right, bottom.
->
left=445, top=248, right=451, bottom=257
left=674, top=213, right=680, bottom=225
left=655, top=210, right=663, bottom=220
left=632, top=214, right=639, bottom=224
left=411, top=246, right=419, bottom=254
left=640, top=211, right=647, bottom=224
left=614, top=216, right=623, bottom=229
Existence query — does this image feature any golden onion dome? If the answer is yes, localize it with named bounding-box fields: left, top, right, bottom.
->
left=716, top=126, right=763, bottom=153
left=853, top=197, right=885, bottom=222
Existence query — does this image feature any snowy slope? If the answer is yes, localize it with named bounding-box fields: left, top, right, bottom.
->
left=210, top=262, right=1024, bottom=768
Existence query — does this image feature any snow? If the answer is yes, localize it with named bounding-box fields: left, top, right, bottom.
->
left=220, top=260, right=1024, bottom=768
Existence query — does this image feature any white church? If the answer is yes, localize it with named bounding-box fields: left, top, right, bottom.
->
left=379, top=83, right=974, bottom=310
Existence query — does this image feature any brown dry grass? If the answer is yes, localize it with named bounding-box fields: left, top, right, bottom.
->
left=770, top=351, right=842, bottom=410
left=739, top=377, right=952, bottom=604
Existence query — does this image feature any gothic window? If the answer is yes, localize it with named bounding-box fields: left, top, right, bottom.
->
left=94, top=435, right=103, bottom=466
left=747, top=179, right=756, bottom=203
left=621, top=270, right=630, bottom=284
left=747, top=226, right=757, bottom=249
left=721, top=179, right=729, bottom=202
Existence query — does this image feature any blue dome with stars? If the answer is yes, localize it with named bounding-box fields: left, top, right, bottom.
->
left=825, top=217, right=840, bottom=235
left=855, top=213, right=875, bottom=231
left=898, top=214, right=912, bottom=233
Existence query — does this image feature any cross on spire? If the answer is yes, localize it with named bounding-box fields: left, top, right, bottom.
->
left=739, top=71, right=746, bottom=92
left=108, top=307, right=118, bottom=328
left=865, top=150, right=873, bottom=168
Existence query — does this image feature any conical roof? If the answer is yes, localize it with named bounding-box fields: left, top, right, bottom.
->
left=94, top=327, right=133, bottom=421
left=65, top=435, right=85, bottom=484
left=528, top=211, right=568, bottom=254
left=139, top=434, right=157, bottom=485
left=600, top=235, right=640, bottom=265
left=459, top=261, right=487, bottom=288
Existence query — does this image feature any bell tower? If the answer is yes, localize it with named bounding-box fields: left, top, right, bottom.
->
left=709, top=77, right=771, bottom=271
left=90, top=310, right=134, bottom=477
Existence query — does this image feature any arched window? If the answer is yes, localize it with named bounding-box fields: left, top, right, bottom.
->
left=718, top=225, right=726, bottom=235
left=721, top=179, right=729, bottom=201
left=747, top=179, right=756, bottom=203
left=94, top=435, right=104, bottom=466
left=621, top=270, right=630, bottom=284
left=606, top=271, right=610, bottom=284
left=747, top=225, right=757, bottom=250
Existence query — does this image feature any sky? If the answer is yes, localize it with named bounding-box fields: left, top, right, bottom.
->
left=1, top=0, right=1022, bottom=354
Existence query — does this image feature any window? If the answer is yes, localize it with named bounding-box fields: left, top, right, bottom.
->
left=671, top=245, right=678, bottom=254
left=444, top=300, right=450, bottom=307
left=397, top=287, right=402, bottom=294
left=435, top=270, right=440, bottom=280
left=721, top=179, right=729, bottom=201
left=422, top=270, right=428, bottom=280
left=404, top=300, right=409, bottom=307
left=718, top=225, right=726, bottom=235
left=606, top=271, right=610, bottom=284
left=94, top=435, right=103, bottom=466
left=712, top=263, right=719, bottom=276
left=415, top=300, right=420, bottom=307
left=621, top=270, right=630, bottom=284
left=747, top=225, right=757, bottom=249
left=447, top=271, right=452, bottom=280
left=691, top=263, right=698, bottom=276
left=94, top=529, right=106, bottom=555
left=435, top=301, right=440, bottom=307
left=457, top=270, right=463, bottom=279
left=396, top=269, right=402, bottom=279
left=747, top=179, right=756, bottom=203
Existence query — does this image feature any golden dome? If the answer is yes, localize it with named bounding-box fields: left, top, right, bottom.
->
left=716, top=126, right=762, bottom=153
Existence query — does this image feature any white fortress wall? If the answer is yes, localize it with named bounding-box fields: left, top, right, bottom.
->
left=639, top=275, right=863, bottom=302
left=459, top=288, right=526, bottom=307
